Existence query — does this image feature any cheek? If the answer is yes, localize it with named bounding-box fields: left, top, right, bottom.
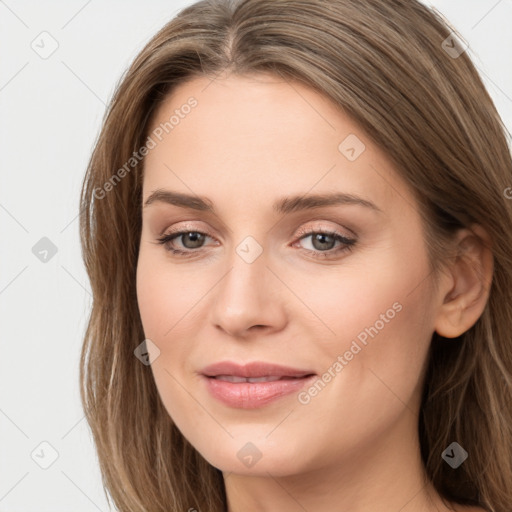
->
left=136, top=247, right=213, bottom=387
left=291, top=249, right=427, bottom=345
left=136, top=251, right=200, bottom=419
left=136, top=246, right=200, bottom=339
left=315, top=246, right=434, bottom=412
left=136, top=262, right=169, bottom=339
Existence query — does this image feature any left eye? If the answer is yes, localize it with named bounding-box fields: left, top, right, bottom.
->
left=297, top=231, right=352, bottom=252
left=292, top=229, right=357, bottom=259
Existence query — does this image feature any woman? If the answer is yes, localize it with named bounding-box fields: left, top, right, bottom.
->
left=79, top=0, right=512, bottom=510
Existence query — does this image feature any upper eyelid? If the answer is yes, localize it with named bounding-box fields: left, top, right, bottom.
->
left=161, top=226, right=356, bottom=247
left=158, top=219, right=357, bottom=238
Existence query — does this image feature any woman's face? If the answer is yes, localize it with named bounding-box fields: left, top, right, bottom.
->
left=136, top=72, right=443, bottom=476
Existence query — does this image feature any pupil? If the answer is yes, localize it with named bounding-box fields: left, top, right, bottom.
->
left=313, top=233, right=334, bottom=251
left=183, top=232, right=204, bottom=248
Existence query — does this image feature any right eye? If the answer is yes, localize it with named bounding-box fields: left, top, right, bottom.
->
left=155, top=230, right=217, bottom=256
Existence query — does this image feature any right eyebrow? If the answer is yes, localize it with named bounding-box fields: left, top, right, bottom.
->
left=143, top=189, right=214, bottom=211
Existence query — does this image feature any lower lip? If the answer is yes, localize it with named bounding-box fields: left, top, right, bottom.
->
left=202, top=375, right=316, bottom=409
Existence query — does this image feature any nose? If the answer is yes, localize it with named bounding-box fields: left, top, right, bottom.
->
left=209, top=247, right=287, bottom=338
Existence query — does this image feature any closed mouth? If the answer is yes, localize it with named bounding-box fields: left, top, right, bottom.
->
left=208, top=375, right=315, bottom=383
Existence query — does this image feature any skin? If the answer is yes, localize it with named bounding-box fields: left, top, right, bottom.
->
left=136, top=72, right=492, bottom=512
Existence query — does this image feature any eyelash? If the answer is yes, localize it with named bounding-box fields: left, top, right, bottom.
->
left=154, top=226, right=356, bottom=260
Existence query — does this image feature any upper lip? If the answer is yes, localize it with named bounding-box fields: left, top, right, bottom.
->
left=201, top=361, right=316, bottom=378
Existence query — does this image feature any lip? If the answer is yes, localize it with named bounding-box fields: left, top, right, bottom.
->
left=200, top=361, right=316, bottom=409
left=201, top=361, right=315, bottom=379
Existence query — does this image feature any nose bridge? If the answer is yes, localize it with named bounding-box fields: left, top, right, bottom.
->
left=210, top=234, right=284, bottom=335
left=219, top=237, right=269, bottom=310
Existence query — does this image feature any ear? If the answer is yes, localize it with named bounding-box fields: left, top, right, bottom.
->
left=434, top=224, right=494, bottom=338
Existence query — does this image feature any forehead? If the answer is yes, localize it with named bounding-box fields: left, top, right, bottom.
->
left=142, top=73, right=416, bottom=217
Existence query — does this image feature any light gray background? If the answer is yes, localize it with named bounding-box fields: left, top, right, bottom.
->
left=1, top=1, right=511, bottom=510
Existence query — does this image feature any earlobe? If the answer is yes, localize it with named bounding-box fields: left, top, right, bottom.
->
left=434, top=224, right=493, bottom=339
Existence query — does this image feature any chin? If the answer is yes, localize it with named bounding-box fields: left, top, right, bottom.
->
left=195, top=436, right=310, bottom=477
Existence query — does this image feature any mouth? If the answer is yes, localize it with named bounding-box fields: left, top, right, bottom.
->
left=199, top=361, right=317, bottom=409
left=208, top=375, right=314, bottom=383
left=200, top=360, right=316, bottom=380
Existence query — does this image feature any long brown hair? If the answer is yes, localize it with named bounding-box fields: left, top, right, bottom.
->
left=79, top=1, right=512, bottom=510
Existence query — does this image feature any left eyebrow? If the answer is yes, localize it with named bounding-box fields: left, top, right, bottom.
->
left=143, top=189, right=383, bottom=215
left=273, top=192, right=382, bottom=215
